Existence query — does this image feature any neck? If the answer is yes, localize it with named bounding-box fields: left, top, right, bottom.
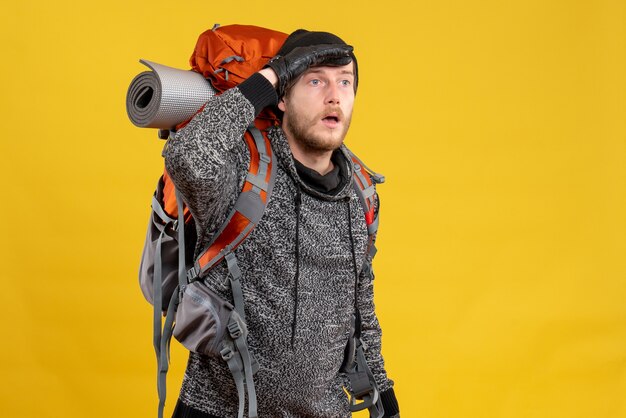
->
left=285, top=135, right=335, bottom=175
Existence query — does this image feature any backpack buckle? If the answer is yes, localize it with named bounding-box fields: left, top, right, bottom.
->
left=186, top=266, right=199, bottom=283
left=259, top=153, right=271, bottom=164
left=228, top=320, right=243, bottom=339
left=371, top=173, right=385, bottom=184
left=220, top=345, right=234, bottom=361
left=348, top=371, right=373, bottom=399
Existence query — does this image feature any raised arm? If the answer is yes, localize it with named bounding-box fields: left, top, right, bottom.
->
left=162, top=73, right=278, bottom=256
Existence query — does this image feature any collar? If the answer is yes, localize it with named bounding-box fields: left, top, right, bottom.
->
left=267, top=126, right=354, bottom=201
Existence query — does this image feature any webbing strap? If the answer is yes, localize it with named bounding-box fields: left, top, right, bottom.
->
left=151, top=193, right=175, bottom=401
left=232, top=324, right=258, bottom=418
left=249, top=124, right=269, bottom=182
left=245, top=124, right=270, bottom=194
left=360, top=261, right=372, bottom=282
left=350, top=151, right=386, bottom=184
left=220, top=55, right=245, bottom=65
left=221, top=341, right=246, bottom=418
left=154, top=190, right=187, bottom=418
left=352, top=164, right=376, bottom=211
left=224, top=252, right=258, bottom=417
left=175, top=189, right=188, bottom=289
left=225, top=252, right=246, bottom=321
left=368, top=244, right=378, bottom=259
left=359, top=351, right=383, bottom=418
left=361, top=183, right=376, bottom=200
left=245, top=172, right=269, bottom=191
left=351, top=167, right=373, bottom=215
left=151, top=196, right=168, bottom=418
left=349, top=150, right=385, bottom=229
left=152, top=219, right=166, bottom=377
left=157, top=288, right=180, bottom=418
left=152, top=196, right=175, bottom=225
left=345, top=340, right=384, bottom=418
left=353, top=163, right=370, bottom=196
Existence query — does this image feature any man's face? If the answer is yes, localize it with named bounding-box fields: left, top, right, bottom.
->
left=278, top=63, right=355, bottom=154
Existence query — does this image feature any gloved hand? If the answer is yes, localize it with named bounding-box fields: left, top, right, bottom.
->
left=265, top=44, right=353, bottom=97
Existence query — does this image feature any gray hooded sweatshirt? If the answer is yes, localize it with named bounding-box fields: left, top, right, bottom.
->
left=163, top=74, right=394, bottom=418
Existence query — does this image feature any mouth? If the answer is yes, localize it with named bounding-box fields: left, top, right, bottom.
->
left=321, top=112, right=341, bottom=128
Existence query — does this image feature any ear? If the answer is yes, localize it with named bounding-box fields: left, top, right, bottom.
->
left=278, top=97, right=286, bottom=112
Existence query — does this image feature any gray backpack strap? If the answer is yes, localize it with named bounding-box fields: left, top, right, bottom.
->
left=221, top=339, right=247, bottom=418
left=228, top=314, right=258, bottom=418
left=175, top=189, right=188, bottom=290
left=348, top=149, right=384, bottom=259
left=158, top=287, right=180, bottom=418
left=343, top=150, right=386, bottom=417
left=156, top=190, right=188, bottom=418
left=223, top=251, right=258, bottom=418
left=151, top=196, right=171, bottom=361
left=225, top=252, right=246, bottom=321
left=149, top=194, right=175, bottom=417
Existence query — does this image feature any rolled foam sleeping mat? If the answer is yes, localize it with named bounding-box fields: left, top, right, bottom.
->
left=126, top=59, right=217, bottom=129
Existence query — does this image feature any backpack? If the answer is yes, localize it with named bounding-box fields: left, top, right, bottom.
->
left=133, top=24, right=386, bottom=418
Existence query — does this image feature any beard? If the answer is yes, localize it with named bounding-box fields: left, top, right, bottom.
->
left=283, top=105, right=352, bottom=154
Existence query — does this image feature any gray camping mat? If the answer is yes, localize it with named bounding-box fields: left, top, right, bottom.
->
left=126, top=60, right=216, bottom=129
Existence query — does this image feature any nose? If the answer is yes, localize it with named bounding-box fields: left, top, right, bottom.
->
left=324, top=83, right=340, bottom=105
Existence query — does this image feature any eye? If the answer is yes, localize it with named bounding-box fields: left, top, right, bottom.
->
left=310, top=79, right=321, bottom=86
left=340, top=80, right=351, bottom=87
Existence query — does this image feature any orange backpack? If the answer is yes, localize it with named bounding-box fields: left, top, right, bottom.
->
left=138, top=25, right=287, bottom=418
left=191, top=24, right=288, bottom=91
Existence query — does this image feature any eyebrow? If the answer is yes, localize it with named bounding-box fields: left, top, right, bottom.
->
left=306, top=68, right=355, bottom=76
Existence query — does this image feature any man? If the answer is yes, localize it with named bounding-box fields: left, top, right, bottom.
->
left=164, top=29, right=399, bottom=418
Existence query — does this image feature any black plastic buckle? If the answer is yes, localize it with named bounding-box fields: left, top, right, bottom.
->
left=186, top=266, right=199, bottom=283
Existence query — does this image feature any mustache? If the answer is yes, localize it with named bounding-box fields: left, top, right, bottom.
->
left=317, top=107, right=345, bottom=120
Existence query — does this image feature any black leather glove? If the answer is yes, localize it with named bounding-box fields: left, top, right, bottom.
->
left=265, top=44, right=353, bottom=97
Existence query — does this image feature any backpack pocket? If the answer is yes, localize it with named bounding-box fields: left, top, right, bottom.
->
left=138, top=205, right=180, bottom=308
left=173, top=281, right=236, bottom=357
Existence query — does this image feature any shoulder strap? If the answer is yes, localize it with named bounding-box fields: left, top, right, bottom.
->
left=344, top=151, right=386, bottom=418
left=187, top=121, right=276, bottom=280
left=348, top=151, right=385, bottom=259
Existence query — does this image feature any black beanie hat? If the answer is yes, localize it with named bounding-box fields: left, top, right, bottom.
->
left=277, top=29, right=358, bottom=92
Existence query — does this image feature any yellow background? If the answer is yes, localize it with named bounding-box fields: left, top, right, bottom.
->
left=1, top=0, right=625, bottom=417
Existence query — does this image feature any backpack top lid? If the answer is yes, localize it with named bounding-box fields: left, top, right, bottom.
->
left=190, top=24, right=288, bottom=93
